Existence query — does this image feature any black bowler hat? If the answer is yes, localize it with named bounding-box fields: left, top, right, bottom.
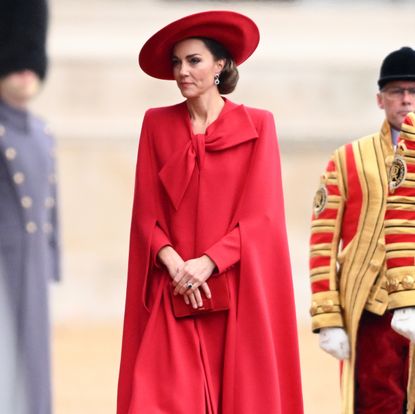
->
left=378, top=47, right=415, bottom=89
left=0, top=0, right=49, bottom=80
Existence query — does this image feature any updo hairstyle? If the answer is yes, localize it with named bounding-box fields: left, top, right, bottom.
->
left=196, top=37, right=239, bottom=94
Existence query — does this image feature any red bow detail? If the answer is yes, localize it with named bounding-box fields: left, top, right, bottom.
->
left=159, top=105, right=258, bottom=210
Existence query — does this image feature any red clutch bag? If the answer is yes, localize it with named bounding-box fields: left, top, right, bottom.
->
left=170, top=275, right=230, bottom=318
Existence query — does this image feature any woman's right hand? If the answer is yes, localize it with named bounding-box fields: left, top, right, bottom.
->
left=157, top=246, right=184, bottom=279
left=157, top=246, right=205, bottom=309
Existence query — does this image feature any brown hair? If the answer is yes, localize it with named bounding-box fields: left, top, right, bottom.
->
left=196, top=37, right=239, bottom=94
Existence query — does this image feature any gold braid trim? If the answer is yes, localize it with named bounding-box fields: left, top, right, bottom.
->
left=339, top=125, right=392, bottom=413
left=312, top=218, right=336, bottom=227
left=385, top=227, right=415, bottom=235
left=385, top=219, right=415, bottom=228
left=309, top=151, right=345, bottom=332
left=400, top=181, right=415, bottom=188
left=310, top=243, right=332, bottom=252
left=310, top=266, right=330, bottom=277
left=408, top=344, right=415, bottom=414
left=386, top=203, right=415, bottom=211
left=386, top=243, right=415, bottom=252
left=310, top=290, right=342, bottom=315
left=389, top=195, right=415, bottom=203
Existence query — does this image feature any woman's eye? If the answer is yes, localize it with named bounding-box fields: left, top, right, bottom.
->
left=190, top=57, right=201, bottom=64
left=172, top=60, right=179, bottom=67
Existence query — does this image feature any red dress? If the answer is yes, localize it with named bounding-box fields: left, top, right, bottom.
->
left=117, top=98, right=303, bottom=414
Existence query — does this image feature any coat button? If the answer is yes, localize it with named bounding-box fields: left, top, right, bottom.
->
left=13, top=172, right=25, bottom=184
left=5, top=147, right=17, bottom=160
left=26, top=221, right=37, bottom=234
left=0, top=124, right=5, bottom=137
left=43, top=222, right=53, bottom=234
left=44, top=197, right=55, bottom=208
left=21, top=196, right=33, bottom=208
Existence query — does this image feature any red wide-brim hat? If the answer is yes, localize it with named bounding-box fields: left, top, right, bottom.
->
left=138, top=10, right=260, bottom=80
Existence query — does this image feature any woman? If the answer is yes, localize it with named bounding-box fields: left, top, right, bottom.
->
left=118, top=11, right=303, bottom=414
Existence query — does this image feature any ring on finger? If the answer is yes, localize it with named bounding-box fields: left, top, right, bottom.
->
left=186, top=281, right=193, bottom=290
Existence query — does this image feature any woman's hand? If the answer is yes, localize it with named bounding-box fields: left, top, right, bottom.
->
left=182, top=287, right=210, bottom=309
left=158, top=249, right=216, bottom=308
left=157, top=246, right=184, bottom=279
left=173, top=255, right=216, bottom=299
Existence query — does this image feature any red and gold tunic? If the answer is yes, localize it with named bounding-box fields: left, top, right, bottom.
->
left=309, top=121, right=394, bottom=412
left=385, top=111, right=415, bottom=414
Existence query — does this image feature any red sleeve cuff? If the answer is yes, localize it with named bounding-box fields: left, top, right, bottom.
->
left=204, top=226, right=240, bottom=274
left=151, top=224, right=172, bottom=268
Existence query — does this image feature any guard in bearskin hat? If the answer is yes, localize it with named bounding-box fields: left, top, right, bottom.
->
left=309, top=46, right=415, bottom=413
left=0, top=1, right=60, bottom=413
left=0, top=0, right=48, bottom=80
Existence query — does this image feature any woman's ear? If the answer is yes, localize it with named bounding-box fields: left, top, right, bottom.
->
left=215, top=59, right=225, bottom=73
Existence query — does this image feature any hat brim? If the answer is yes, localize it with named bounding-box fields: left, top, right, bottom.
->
left=138, top=10, right=260, bottom=80
left=378, top=75, right=415, bottom=89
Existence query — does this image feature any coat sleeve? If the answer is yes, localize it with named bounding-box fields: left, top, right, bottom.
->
left=309, top=152, right=345, bottom=332
left=384, top=112, right=415, bottom=309
left=117, top=110, right=160, bottom=414
left=204, top=226, right=240, bottom=274
left=150, top=223, right=172, bottom=268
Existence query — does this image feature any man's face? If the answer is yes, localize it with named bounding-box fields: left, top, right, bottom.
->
left=377, top=80, right=415, bottom=130
left=0, top=70, right=40, bottom=108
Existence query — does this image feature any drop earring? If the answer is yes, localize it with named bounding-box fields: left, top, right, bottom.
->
left=214, top=74, right=220, bottom=86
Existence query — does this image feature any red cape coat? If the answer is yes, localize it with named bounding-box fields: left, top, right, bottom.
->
left=117, top=98, right=303, bottom=414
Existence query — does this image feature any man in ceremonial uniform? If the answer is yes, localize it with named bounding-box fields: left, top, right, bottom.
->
left=385, top=111, right=415, bottom=413
left=309, top=47, right=415, bottom=413
left=0, top=0, right=60, bottom=413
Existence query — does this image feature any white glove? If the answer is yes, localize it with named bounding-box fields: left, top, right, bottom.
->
left=391, top=307, right=415, bottom=343
left=319, top=327, right=350, bottom=360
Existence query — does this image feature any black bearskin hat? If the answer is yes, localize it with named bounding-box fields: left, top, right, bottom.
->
left=378, top=46, right=415, bottom=89
left=0, top=0, right=48, bottom=80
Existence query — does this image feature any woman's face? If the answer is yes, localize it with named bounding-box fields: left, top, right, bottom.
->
left=172, top=38, right=224, bottom=99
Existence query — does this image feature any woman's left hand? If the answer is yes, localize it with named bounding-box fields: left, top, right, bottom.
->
left=182, top=286, right=210, bottom=309
left=173, top=255, right=216, bottom=296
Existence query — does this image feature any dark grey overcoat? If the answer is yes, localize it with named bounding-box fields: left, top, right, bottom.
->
left=0, top=99, right=60, bottom=414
